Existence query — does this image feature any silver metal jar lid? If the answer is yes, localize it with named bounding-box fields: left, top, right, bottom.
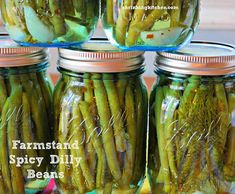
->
left=0, top=36, right=48, bottom=67
left=58, top=39, right=145, bottom=73
left=157, top=41, right=235, bottom=76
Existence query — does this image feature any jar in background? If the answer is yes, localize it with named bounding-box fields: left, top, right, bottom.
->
left=54, top=40, right=148, bottom=193
left=0, top=37, right=53, bottom=193
left=148, top=42, right=235, bottom=194
left=102, top=0, right=199, bottom=51
left=0, top=0, right=99, bottom=47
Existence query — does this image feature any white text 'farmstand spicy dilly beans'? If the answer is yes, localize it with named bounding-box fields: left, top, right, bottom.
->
left=54, top=39, right=148, bottom=194
left=148, top=41, right=235, bottom=194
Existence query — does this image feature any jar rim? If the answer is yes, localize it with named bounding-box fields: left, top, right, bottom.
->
left=58, top=38, right=145, bottom=73
left=156, top=41, right=235, bottom=76
left=0, top=35, right=48, bottom=67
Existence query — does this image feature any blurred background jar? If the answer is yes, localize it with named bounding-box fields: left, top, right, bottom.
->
left=0, top=36, right=53, bottom=194
left=0, top=0, right=99, bottom=47
left=101, top=0, right=200, bottom=51
left=54, top=39, right=148, bottom=194
left=148, top=41, right=235, bottom=194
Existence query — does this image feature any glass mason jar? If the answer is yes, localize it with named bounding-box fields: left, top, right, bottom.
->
left=148, top=42, right=235, bottom=194
left=0, top=0, right=99, bottom=47
left=54, top=40, right=148, bottom=194
left=102, top=0, right=200, bottom=51
left=0, top=37, right=53, bottom=194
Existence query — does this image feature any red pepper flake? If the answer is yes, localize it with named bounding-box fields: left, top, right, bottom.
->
left=55, top=9, right=60, bottom=15
left=81, top=87, right=87, bottom=93
left=146, top=34, right=154, bottom=39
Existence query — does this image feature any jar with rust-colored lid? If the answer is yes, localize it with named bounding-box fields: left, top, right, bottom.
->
left=148, top=41, right=235, bottom=194
left=0, top=36, right=53, bottom=194
left=54, top=39, right=148, bottom=193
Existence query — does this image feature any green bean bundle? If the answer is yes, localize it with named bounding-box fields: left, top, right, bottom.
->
left=54, top=73, right=148, bottom=194
left=0, top=0, right=99, bottom=45
left=0, top=71, right=53, bottom=194
left=103, top=0, right=199, bottom=48
left=148, top=75, right=235, bottom=194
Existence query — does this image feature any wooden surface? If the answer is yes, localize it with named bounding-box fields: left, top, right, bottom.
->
left=51, top=74, right=155, bottom=193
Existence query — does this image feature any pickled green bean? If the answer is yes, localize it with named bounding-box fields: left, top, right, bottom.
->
left=48, top=0, right=66, bottom=36
left=37, top=72, right=53, bottom=119
left=116, top=75, right=128, bottom=109
left=0, top=99, right=12, bottom=194
left=93, top=74, right=122, bottom=181
left=106, top=0, right=114, bottom=25
left=21, top=93, right=39, bottom=170
left=83, top=74, right=97, bottom=176
left=8, top=76, right=25, bottom=194
left=224, top=93, right=235, bottom=179
left=132, top=78, right=148, bottom=184
left=54, top=76, right=66, bottom=141
left=71, top=101, right=95, bottom=191
left=115, top=0, right=132, bottom=45
left=122, top=80, right=137, bottom=184
left=0, top=77, right=8, bottom=114
left=79, top=101, right=106, bottom=188
left=170, top=0, right=182, bottom=27
left=154, top=86, right=171, bottom=193
left=58, top=101, right=72, bottom=187
left=103, top=74, right=126, bottom=152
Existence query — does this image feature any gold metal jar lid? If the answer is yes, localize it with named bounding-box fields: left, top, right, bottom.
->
left=157, top=41, right=235, bottom=76
left=58, top=39, right=145, bottom=73
left=0, top=35, right=48, bottom=67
